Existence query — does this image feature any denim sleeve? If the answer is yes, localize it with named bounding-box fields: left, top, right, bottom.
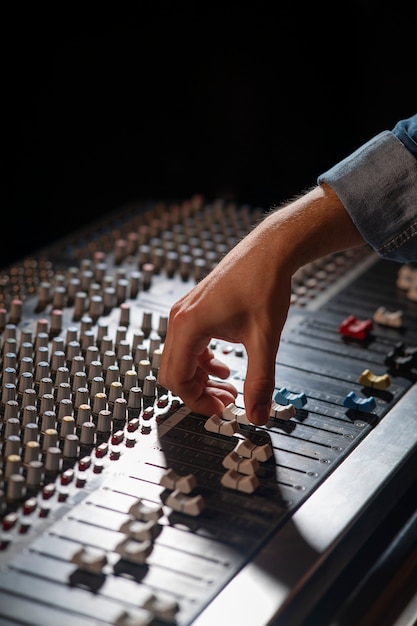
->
left=392, top=114, right=417, bottom=158
left=318, top=114, right=417, bottom=262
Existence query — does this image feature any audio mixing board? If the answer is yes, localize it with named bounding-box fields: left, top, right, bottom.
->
left=1, top=195, right=417, bottom=626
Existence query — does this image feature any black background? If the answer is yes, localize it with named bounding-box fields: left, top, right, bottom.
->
left=4, top=2, right=415, bottom=267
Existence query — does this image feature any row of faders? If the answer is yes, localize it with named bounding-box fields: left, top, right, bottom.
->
left=0, top=195, right=389, bottom=626
left=0, top=308, right=171, bottom=508
left=0, top=196, right=284, bottom=626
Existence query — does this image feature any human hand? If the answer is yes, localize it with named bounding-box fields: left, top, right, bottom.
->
left=158, top=205, right=294, bottom=426
left=158, top=185, right=364, bottom=425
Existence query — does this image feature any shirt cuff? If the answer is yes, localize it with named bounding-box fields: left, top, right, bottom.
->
left=318, top=131, right=417, bottom=262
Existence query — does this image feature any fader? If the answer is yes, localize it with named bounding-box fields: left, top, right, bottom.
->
left=0, top=195, right=417, bottom=625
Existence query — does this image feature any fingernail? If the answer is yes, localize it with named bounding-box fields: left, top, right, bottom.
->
left=251, top=404, right=270, bottom=425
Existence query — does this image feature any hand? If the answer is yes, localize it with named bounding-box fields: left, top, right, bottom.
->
left=158, top=185, right=364, bottom=425
left=159, top=217, right=292, bottom=425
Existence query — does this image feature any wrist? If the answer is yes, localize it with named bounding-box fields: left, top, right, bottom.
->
left=264, top=184, right=366, bottom=274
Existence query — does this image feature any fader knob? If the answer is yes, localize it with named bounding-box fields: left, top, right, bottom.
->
left=142, top=263, right=154, bottom=290
left=143, top=374, right=157, bottom=407
left=50, top=350, right=66, bottom=374
left=1, top=383, right=16, bottom=406
left=137, top=359, right=151, bottom=386
left=103, top=287, right=116, bottom=313
left=97, top=409, right=112, bottom=436
left=119, top=303, right=130, bottom=327
left=21, top=388, right=37, bottom=409
left=157, top=315, right=168, bottom=340
left=3, top=366, right=17, bottom=386
left=119, top=518, right=161, bottom=542
left=88, top=360, right=103, bottom=381
left=67, top=278, right=81, bottom=305
left=129, top=271, right=141, bottom=298
left=19, top=355, right=34, bottom=373
left=160, top=468, right=197, bottom=494
left=122, top=369, right=137, bottom=392
left=127, top=387, right=142, bottom=419
left=70, top=355, right=85, bottom=379
left=42, top=428, right=58, bottom=451
left=149, top=335, right=161, bottom=355
left=113, top=397, right=127, bottom=424
left=165, top=251, right=178, bottom=277
left=72, top=372, right=88, bottom=393
left=63, top=434, right=80, bottom=460
left=89, top=294, right=104, bottom=321
left=3, top=315, right=16, bottom=342
left=165, top=490, right=205, bottom=516
left=132, top=330, right=144, bottom=352
left=2, top=351, right=17, bottom=372
left=128, top=499, right=163, bottom=522
left=80, top=421, right=96, bottom=447
left=50, top=309, right=63, bottom=335
left=15, top=371, right=33, bottom=398
left=90, top=377, right=104, bottom=400
left=36, top=319, right=49, bottom=335
left=92, top=392, right=107, bottom=419
left=71, top=546, right=108, bottom=574
left=51, top=285, right=66, bottom=310
left=22, top=405, right=38, bottom=426
left=26, top=460, right=45, bottom=488
left=4, top=437, right=21, bottom=458
left=114, top=238, right=128, bottom=264
left=85, top=346, right=100, bottom=367
left=56, top=382, right=72, bottom=404
left=115, top=537, right=153, bottom=564
left=35, top=361, right=50, bottom=385
left=38, top=377, right=53, bottom=397
left=55, top=366, right=70, bottom=387
left=116, top=278, right=129, bottom=304
left=81, top=330, right=95, bottom=354
left=39, top=394, right=55, bottom=416
left=9, top=299, right=23, bottom=324
left=73, top=292, right=88, bottom=320
left=5, top=454, right=22, bottom=479
left=34, top=346, right=49, bottom=368
left=4, top=418, right=20, bottom=439
left=105, top=365, right=120, bottom=389
left=141, top=312, right=153, bottom=337
left=75, top=403, right=91, bottom=428
left=66, top=340, right=81, bottom=364
left=57, top=398, right=74, bottom=423
left=108, top=381, right=123, bottom=408
left=6, top=474, right=26, bottom=501
left=44, top=446, right=62, bottom=473
left=23, top=422, right=39, bottom=445
left=126, top=232, right=139, bottom=256
left=35, top=331, right=49, bottom=350
left=40, top=411, right=57, bottom=433
left=134, top=345, right=148, bottom=368
left=23, top=440, right=41, bottom=466
left=102, top=350, right=117, bottom=371
left=220, top=469, right=259, bottom=494
left=60, top=415, right=76, bottom=438
left=4, top=400, right=19, bottom=422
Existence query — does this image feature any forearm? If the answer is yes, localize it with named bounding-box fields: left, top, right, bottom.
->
left=256, top=183, right=366, bottom=276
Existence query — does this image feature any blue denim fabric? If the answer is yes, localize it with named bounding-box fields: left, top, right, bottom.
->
left=392, top=114, right=417, bottom=158
left=318, top=114, right=417, bottom=262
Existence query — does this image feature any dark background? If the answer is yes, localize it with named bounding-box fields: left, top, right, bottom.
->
left=4, top=2, right=415, bottom=267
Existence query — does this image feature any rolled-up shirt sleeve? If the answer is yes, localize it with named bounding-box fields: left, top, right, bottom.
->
left=318, top=114, right=417, bottom=262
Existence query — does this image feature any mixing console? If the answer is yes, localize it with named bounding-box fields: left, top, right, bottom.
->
left=1, top=194, right=417, bottom=626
